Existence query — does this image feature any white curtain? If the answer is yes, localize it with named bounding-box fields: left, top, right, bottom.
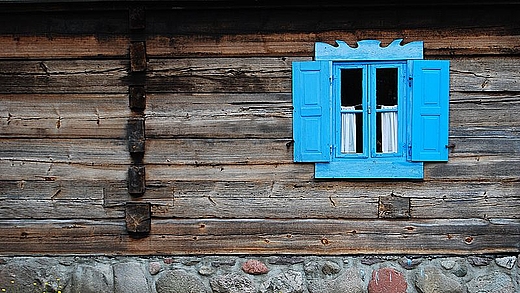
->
left=381, top=105, right=398, bottom=153
left=341, top=106, right=356, bottom=153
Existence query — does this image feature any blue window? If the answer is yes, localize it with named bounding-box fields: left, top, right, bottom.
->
left=292, top=40, right=449, bottom=179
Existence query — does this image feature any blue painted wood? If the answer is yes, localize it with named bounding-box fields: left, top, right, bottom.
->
left=315, top=160, right=423, bottom=179
left=409, top=60, right=450, bottom=162
left=292, top=61, right=332, bottom=162
left=315, top=39, right=423, bottom=61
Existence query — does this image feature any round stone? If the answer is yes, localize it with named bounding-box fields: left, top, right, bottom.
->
left=368, top=268, right=407, bottom=293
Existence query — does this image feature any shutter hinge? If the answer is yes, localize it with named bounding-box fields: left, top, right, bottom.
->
left=408, top=144, right=412, bottom=157
left=330, top=145, right=334, bottom=154
left=329, top=76, right=333, bottom=85
left=408, top=76, right=413, bottom=87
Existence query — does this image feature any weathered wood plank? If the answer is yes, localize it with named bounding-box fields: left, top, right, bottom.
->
left=145, top=93, right=292, bottom=138
left=145, top=138, right=293, bottom=165
left=425, top=157, right=520, bottom=182
left=147, top=33, right=520, bottom=57
left=144, top=180, right=520, bottom=219
left=0, top=94, right=129, bottom=138
left=0, top=199, right=124, bottom=219
left=0, top=36, right=130, bottom=59
left=0, top=139, right=130, bottom=164
left=146, top=137, right=520, bottom=165
left=1, top=57, right=517, bottom=95
left=0, top=180, right=126, bottom=201
left=1, top=179, right=517, bottom=220
left=145, top=157, right=518, bottom=183
left=0, top=218, right=518, bottom=255
left=0, top=160, right=126, bottom=181
left=145, top=57, right=292, bottom=93
left=450, top=57, right=520, bottom=92
left=0, top=60, right=128, bottom=94
left=145, top=92, right=520, bottom=139
left=144, top=56, right=520, bottom=93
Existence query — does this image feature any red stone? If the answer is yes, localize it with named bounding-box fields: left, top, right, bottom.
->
left=241, top=259, right=269, bottom=275
left=368, top=268, right=407, bottom=293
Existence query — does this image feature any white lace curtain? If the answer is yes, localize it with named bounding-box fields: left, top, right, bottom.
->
left=341, top=105, right=397, bottom=153
left=381, top=105, right=397, bottom=153
left=341, top=106, right=356, bottom=153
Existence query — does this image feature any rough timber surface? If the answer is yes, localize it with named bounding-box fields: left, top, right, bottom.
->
left=0, top=218, right=518, bottom=255
left=0, top=2, right=519, bottom=255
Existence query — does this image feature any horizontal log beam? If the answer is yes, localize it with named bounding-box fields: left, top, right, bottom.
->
left=1, top=180, right=518, bottom=220
left=0, top=218, right=517, bottom=255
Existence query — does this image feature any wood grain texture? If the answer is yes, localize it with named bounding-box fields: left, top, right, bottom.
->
left=1, top=57, right=517, bottom=96
left=0, top=94, right=130, bottom=138
left=0, top=36, right=130, bottom=59
left=1, top=179, right=518, bottom=220
left=0, top=218, right=518, bottom=255
left=0, top=2, right=518, bottom=255
left=0, top=60, right=128, bottom=94
left=147, top=33, right=520, bottom=57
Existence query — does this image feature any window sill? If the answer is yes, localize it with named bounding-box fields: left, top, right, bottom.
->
left=315, top=159, right=423, bottom=179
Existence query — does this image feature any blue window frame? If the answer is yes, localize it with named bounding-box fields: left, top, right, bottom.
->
left=292, top=40, right=449, bottom=179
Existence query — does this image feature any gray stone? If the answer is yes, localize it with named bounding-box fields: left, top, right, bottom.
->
left=113, top=262, right=150, bottom=293
left=72, top=263, right=114, bottom=293
left=198, top=265, right=215, bottom=276
left=440, top=258, right=468, bottom=277
left=361, top=256, right=383, bottom=265
left=440, top=259, right=456, bottom=270
left=468, top=256, right=493, bottom=267
left=322, top=261, right=341, bottom=275
left=450, top=262, right=468, bottom=278
left=398, top=257, right=422, bottom=270
left=495, top=256, right=516, bottom=269
left=211, top=258, right=237, bottom=268
left=304, top=261, right=321, bottom=279
left=415, top=266, right=463, bottom=293
left=268, top=256, right=305, bottom=265
left=156, top=269, right=210, bottom=293
left=308, top=268, right=366, bottom=293
left=261, top=269, right=305, bottom=293
left=210, top=273, right=255, bottom=293
left=467, top=272, right=515, bottom=293
left=149, top=261, right=162, bottom=275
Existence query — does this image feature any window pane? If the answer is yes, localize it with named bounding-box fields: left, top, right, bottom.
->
left=340, top=111, right=363, bottom=153
left=376, top=68, right=398, bottom=153
left=341, top=69, right=363, bottom=109
left=341, top=69, right=363, bottom=153
left=376, top=68, right=398, bottom=107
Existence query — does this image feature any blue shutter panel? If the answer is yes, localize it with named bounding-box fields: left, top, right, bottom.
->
left=292, top=61, right=331, bottom=162
left=410, top=60, right=450, bottom=161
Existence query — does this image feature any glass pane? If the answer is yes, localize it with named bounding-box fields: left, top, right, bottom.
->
left=377, top=111, right=397, bottom=153
left=376, top=68, right=398, bottom=107
left=341, top=68, right=363, bottom=153
left=376, top=68, right=398, bottom=153
left=340, top=112, right=363, bottom=153
left=341, top=69, right=363, bottom=109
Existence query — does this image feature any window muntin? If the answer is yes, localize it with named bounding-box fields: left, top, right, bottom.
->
left=334, top=62, right=405, bottom=160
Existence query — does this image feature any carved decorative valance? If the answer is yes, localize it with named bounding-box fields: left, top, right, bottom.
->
left=315, top=39, right=423, bottom=61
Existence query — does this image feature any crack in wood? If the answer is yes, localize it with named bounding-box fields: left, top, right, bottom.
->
left=329, top=196, right=337, bottom=207
left=50, top=189, right=61, bottom=200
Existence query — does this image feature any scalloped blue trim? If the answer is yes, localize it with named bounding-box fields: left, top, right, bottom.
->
left=315, top=39, right=423, bottom=61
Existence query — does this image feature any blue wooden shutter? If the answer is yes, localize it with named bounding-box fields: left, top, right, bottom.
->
left=292, top=61, right=331, bottom=162
left=410, top=60, right=450, bottom=161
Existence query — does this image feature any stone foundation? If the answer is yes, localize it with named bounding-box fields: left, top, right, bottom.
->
left=0, top=255, right=518, bottom=293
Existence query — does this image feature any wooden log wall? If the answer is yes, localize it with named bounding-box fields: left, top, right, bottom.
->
left=0, top=2, right=519, bottom=255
